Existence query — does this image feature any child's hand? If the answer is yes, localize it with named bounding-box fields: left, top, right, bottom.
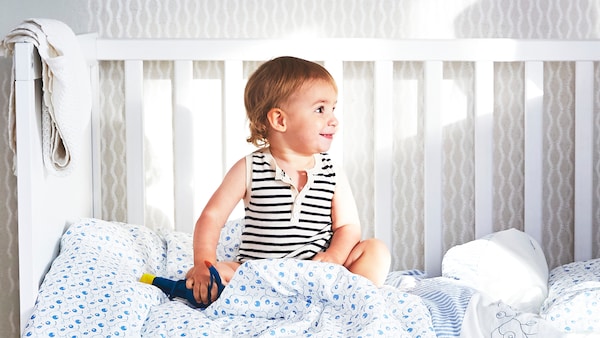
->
left=185, top=263, right=218, bottom=304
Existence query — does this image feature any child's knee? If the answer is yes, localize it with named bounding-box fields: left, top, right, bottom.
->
left=364, top=238, right=390, bottom=258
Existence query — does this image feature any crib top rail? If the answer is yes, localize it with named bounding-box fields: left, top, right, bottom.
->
left=94, top=38, right=600, bottom=62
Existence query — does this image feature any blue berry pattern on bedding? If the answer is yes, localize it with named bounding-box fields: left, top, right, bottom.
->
left=540, top=259, right=600, bottom=333
left=22, top=218, right=583, bottom=337
left=22, top=219, right=435, bottom=337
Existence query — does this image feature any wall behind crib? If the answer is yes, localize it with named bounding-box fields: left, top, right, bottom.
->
left=1, top=1, right=599, bottom=336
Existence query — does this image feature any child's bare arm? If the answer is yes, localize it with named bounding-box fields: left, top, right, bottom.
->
left=312, top=169, right=361, bottom=264
left=185, top=157, right=246, bottom=303
left=317, top=169, right=391, bottom=286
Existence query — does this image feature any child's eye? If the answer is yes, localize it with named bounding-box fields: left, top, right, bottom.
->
left=315, top=106, right=324, bottom=114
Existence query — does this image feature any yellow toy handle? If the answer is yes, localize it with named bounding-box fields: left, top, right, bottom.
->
left=139, top=273, right=156, bottom=285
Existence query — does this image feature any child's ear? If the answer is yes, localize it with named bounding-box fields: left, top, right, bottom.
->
left=267, top=108, right=286, bottom=132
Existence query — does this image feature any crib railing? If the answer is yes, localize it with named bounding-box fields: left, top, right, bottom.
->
left=92, top=39, right=599, bottom=275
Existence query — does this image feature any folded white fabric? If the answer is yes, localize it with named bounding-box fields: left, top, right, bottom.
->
left=1, top=18, right=91, bottom=175
left=442, top=228, right=549, bottom=314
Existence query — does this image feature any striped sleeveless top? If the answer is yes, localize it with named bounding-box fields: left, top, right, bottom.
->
left=237, top=149, right=336, bottom=262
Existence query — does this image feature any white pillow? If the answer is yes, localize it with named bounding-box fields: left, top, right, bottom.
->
left=442, top=228, right=549, bottom=313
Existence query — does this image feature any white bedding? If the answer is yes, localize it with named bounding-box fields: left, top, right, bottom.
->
left=22, top=219, right=434, bottom=337
left=541, top=259, right=600, bottom=333
left=22, top=219, right=588, bottom=337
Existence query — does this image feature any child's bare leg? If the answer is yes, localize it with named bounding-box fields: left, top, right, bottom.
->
left=343, top=239, right=391, bottom=287
left=214, top=261, right=240, bottom=285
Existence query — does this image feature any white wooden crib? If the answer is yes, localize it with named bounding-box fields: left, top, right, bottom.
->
left=13, top=35, right=600, bottom=333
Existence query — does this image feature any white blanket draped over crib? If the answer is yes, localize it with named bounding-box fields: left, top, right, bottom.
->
left=1, top=18, right=91, bottom=175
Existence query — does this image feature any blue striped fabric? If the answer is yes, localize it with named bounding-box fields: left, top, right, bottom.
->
left=410, top=278, right=475, bottom=338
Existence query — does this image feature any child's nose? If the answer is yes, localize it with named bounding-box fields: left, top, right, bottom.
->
left=329, top=115, right=339, bottom=127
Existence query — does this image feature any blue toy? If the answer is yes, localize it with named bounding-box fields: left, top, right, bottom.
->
left=140, top=261, right=225, bottom=308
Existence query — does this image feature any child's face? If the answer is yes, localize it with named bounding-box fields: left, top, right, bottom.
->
left=280, top=79, right=338, bottom=154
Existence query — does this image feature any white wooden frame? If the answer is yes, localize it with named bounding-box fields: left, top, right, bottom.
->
left=14, top=37, right=98, bottom=332
left=15, top=37, right=599, bottom=332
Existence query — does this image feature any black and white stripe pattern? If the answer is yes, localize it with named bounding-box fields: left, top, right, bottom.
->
left=237, top=150, right=336, bottom=262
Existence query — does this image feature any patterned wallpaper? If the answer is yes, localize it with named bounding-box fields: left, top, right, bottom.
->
left=1, top=0, right=599, bottom=336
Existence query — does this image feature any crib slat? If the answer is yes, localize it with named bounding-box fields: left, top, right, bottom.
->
left=224, top=60, right=244, bottom=172
left=89, top=62, right=102, bottom=218
left=424, top=61, right=443, bottom=276
left=223, top=60, right=249, bottom=218
left=474, top=61, right=495, bottom=238
left=524, top=62, right=544, bottom=246
left=324, top=60, right=344, bottom=165
left=173, top=60, right=195, bottom=233
left=574, top=61, right=594, bottom=262
left=125, top=60, right=146, bottom=225
left=374, top=61, right=394, bottom=250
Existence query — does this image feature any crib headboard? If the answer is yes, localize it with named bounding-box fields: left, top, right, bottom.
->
left=15, top=36, right=600, bottom=332
left=14, top=34, right=99, bottom=331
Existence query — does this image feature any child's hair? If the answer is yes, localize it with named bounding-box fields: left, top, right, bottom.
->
left=244, top=56, right=337, bottom=147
